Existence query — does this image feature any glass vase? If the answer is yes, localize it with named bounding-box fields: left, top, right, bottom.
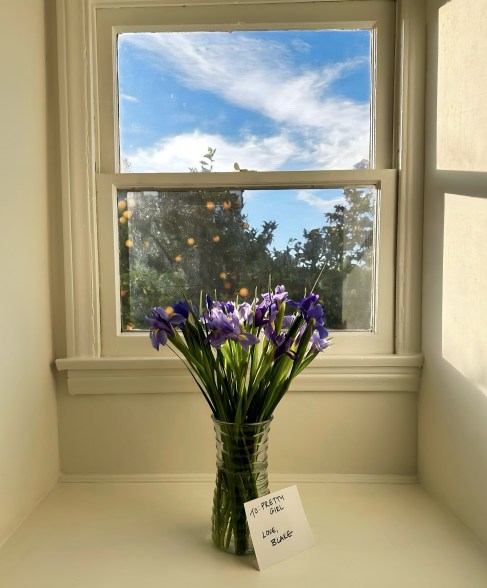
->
left=211, top=417, right=272, bottom=555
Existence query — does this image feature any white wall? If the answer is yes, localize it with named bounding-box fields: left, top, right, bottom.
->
left=0, top=0, right=59, bottom=545
left=57, top=378, right=417, bottom=476
left=419, top=0, right=487, bottom=546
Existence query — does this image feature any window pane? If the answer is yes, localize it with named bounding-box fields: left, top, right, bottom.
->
left=118, top=30, right=371, bottom=172
left=117, top=185, right=376, bottom=331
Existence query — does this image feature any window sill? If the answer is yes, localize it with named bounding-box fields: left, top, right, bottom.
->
left=2, top=480, right=487, bottom=587
left=55, top=354, right=423, bottom=396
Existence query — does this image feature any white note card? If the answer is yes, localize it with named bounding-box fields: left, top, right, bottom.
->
left=244, top=485, right=314, bottom=570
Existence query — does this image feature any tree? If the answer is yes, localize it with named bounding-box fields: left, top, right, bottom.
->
left=286, top=184, right=374, bottom=329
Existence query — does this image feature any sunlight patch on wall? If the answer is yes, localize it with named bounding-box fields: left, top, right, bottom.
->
left=437, top=0, right=487, bottom=172
left=442, top=193, right=487, bottom=394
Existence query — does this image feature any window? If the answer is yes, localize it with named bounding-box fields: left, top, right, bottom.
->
left=56, top=0, right=424, bottom=392
left=95, top=1, right=396, bottom=357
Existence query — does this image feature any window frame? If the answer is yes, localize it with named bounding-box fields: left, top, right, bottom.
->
left=55, top=0, right=425, bottom=394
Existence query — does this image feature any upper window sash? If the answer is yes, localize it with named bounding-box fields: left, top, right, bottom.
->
left=94, top=1, right=396, bottom=174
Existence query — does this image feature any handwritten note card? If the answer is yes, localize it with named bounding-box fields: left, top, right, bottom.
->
left=244, top=485, right=314, bottom=570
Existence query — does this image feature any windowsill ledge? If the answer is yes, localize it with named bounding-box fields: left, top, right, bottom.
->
left=1, top=480, right=487, bottom=587
left=55, top=354, right=423, bottom=395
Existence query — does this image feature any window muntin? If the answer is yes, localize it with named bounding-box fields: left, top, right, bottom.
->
left=117, top=29, right=372, bottom=172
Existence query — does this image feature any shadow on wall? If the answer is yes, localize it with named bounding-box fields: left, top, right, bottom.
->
left=433, top=0, right=487, bottom=397
left=418, top=0, right=487, bottom=547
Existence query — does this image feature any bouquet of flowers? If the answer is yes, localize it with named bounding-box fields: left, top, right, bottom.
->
left=147, top=285, right=330, bottom=554
left=147, top=285, right=330, bottom=423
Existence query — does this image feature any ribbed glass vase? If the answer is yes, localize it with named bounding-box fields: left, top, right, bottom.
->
left=211, top=417, right=272, bottom=555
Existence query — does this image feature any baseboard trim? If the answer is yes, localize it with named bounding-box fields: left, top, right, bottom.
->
left=59, top=473, right=418, bottom=485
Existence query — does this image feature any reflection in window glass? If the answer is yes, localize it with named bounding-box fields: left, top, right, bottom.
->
left=117, top=30, right=371, bottom=172
left=117, top=185, right=376, bottom=331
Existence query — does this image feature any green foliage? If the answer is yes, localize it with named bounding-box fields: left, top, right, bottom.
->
left=120, top=263, right=186, bottom=329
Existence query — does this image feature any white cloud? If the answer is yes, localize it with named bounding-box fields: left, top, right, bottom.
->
left=128, top=129, right=297, bottom=173
left=296, top=190, right=345, bottom=215
left=291, top=38, right=311, bottom=53
left=120, top=93, right=139, bottom=103
left=121, top=31, right=370, bottom=171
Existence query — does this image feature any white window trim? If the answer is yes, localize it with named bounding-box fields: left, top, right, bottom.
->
left=55, top=0, right=425, bottom=394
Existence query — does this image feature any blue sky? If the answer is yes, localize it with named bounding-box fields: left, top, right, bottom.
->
left=117, top=30, right=371, bottom=249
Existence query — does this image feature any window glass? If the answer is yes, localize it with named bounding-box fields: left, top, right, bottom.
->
left=117, top=29, right=372, bottom=172
left=117, top=184, right=376, bottom=332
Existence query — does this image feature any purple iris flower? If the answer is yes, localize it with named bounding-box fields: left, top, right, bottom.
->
left=237, top=302, right=252, bottom=323
left=305, top=303, right=328, bottom=338
left=261, top=285, right=288, bottom=304
left=211, top=299, right=235, bottom=314
left=300, top=292, right=320, bottom=312
left=146, top=306, right=187, bottom=350
left=172, top=300, right=191, bottom=320
left=272, top=285, right=288, bottom=303
left=222, top=301, right=235, bottom=314
left=264, top=325, right=296, bottom=360
left=287, top=293, right=318, bottom=313
left=309, top=331, right=331, bottom=353
left=254, top=286, right=289, bottom=328
left=315, top=323, right=329, bottom=339
left=263, top=322, right=276, bottom=341
left=287, top=292, right=328, bottom=338
left=207, top=308, right=259, bottom=351
left=253, top=300, right=269, bottom=327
